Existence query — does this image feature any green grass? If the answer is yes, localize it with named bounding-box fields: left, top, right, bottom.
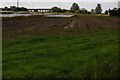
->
left=76, top=14, right=95, bottom=16
left=76, top=14, right=109, bottom=17
left=3, top=30, right=119, bottom=79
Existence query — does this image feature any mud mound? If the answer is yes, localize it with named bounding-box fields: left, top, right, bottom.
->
left=69, top=16, right=118, bottom=33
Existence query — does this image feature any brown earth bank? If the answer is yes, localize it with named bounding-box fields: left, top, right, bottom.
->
left=2, top=15, right=119, bottom=39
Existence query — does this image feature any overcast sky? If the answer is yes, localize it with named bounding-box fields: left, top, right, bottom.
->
left=1, top=0, right=119, bottom=2
left=0, top=0, right=119, bottom=12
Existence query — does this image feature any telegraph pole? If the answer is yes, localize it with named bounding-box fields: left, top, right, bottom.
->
left=17, top=0, right=19, bottom=14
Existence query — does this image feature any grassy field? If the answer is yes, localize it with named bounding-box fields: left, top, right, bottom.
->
left=3, top=30, right=118, bottom=79
left=2, top=15, right=119, bottom=79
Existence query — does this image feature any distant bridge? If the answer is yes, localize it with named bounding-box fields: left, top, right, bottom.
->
left=28, top=8, right=51, bottom=12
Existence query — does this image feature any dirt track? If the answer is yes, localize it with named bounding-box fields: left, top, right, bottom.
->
left=2, top=15, right=119, bottom=39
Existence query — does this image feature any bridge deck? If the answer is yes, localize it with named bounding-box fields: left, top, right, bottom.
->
left=28, top=9, right=51, bottom=10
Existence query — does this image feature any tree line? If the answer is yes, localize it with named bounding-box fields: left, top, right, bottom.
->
left=51, top=3, right=102, bottom=14
left=107, top=8, right=120, bottom=17
left=1, top=3, right=102, bottom=14
left=1, top=3, right=120, bottom=17
left=51, top=3, right=120, bottom=17
left=1, top=6, right=28, bottom=11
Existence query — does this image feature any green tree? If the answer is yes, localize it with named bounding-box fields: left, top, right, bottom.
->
left=118, top=8, right=120, bottom=17
left=70, top=3, right=80, bottom=12
left=91, top=9, right=95, bottom=14
left=109, top=8, right=119, bottom=16
left=95, top=4, right=102, bottom=14
left=51, top=6, right=62, bottom=12
left=62, top=9, right=67, bottom=13
left=10, top=6, right=17, bottom=11
left=19, top=7, right=28, bottom=11
left=4, top=7, right=8, bottom=11
left=105, top=10, right=108, bottom=14
left=80, top=8, right=88, bottom=14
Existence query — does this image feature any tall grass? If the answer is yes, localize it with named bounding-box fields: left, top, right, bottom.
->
left=3, top=30, right=118, bottom=79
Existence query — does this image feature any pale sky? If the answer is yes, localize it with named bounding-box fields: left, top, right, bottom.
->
left=1, top=0, right=119, bottom=2
left=0, top=0, right=119, bottom=12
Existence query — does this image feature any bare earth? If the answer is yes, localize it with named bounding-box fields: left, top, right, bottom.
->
left=2, top=15, right=119, bottom=39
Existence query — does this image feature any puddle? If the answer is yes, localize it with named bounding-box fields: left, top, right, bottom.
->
left=44, top=14, right=74, bottom=17
left=0, top=14, right=44, bottom=17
